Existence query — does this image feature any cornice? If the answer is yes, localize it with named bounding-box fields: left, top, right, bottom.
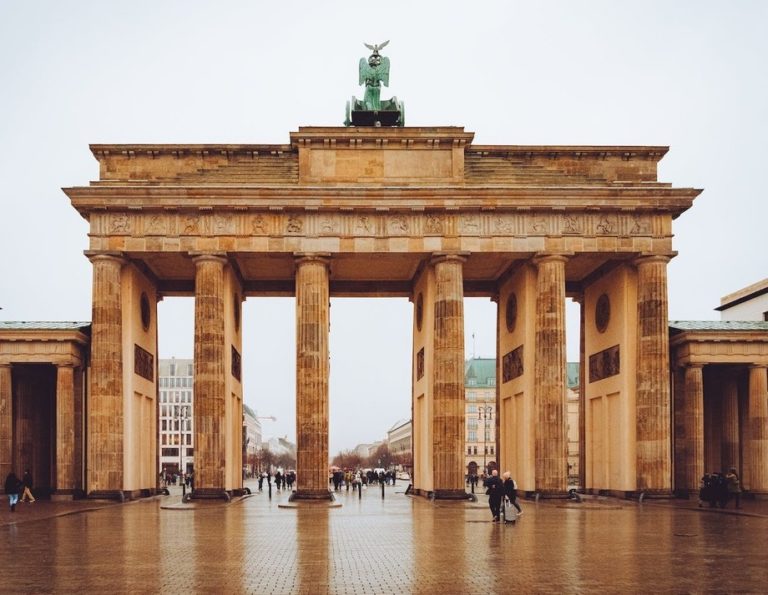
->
left=89, top=144, right=293, bottom=161
left=63, top=185, right=702, bottom=216
left=468, top=145, right=669, bottom=161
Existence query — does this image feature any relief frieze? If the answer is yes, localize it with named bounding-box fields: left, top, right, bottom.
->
left=134, top=344, right=154, bottom=382
left=425, top=214, right=444, bottom=234
left=109, top=214, right=131, bottom=234
left=251, top=214, right=269, bottom=235
left=502, top=345, right=524, bottom=383
left=92, top=211, right=663, bottom=243
left=416, top=348, right=425, bottom=380
left=286, top=215, right=304, bottom=234
left=589, top=344, right=620, bottom=383
left=388, top=215, right=409, bottom=234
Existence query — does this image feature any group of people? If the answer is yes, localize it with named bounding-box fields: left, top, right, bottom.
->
left=160, top=471, right=193, bottom=489
left=330, top=469, right=395, bottom=491
left=4, top=470, right=35, bottom=512
left=483, top=469, right=522, bottom=522
left=699, top=467, right=742, bottom=509
left=258, top=470, right=295, bottom=491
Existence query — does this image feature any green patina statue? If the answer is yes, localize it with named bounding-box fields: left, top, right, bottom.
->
left=345, top=41, right=404, bottom=127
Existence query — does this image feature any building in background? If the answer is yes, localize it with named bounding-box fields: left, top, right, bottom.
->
left=388, top=419, right=412, bottom=471
left=717, top=278, right=768, bottom=321
left=243, top=404, right=262, bottom=476
left=158, top=358, right=194, bottom=476
left=464, top=358, right=497, bottom=477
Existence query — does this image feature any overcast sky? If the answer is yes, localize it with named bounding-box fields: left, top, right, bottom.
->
left=1, top=1, right=766, bottom=455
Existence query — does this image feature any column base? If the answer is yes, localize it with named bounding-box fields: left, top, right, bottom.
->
left=432, top=489, right=474, bottom=501
left=189, top=488, right=232, bottom=501
left=526, top=490, right=572, bottom=500
left=289, top=489, right=334, bottom=501
left=87, top=490, right=127, bottom=502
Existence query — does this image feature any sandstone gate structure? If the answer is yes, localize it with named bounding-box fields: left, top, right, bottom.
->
left=60, top=126, right=704, bottom=500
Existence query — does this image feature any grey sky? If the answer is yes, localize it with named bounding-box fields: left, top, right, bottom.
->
left=1, top=1, right=766, bottom=454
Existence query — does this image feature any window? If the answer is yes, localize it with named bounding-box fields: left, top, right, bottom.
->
left=467, top=391, right=476, bottom=401
left=187, top=364, right=194, bottom=376
left=162, top=448, right=178, bottom=457
left=468, top=378, right=477, bottom=386
left=485, top=446, right=488, bottom=455
left=467, top=419, right=478, bottom=430
left=161, top=420, right=167, bottom=431
left=468, top=404, right=477, bottom=414
left=467, top=447, right=472, bottom=455
left=764, top=311, right=768, bottom=321
left=473, top=446, right=478, bottom=455
left=468, top=431, right=477, bottom=441
left=490, top=446, right=494, bottom=455
left=488, top=378, right=496, bottom=386
left=170, top=364, right=176, bottom=376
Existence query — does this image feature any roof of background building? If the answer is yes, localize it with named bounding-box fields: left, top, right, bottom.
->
left=670, top=320, right=768, bottom=332
left=244, top=403, right=256, bottom=418
left=464, top=358, right=496, bottom=387
left=716, top=278, right=768, bottom=311
left=0, top=321, right=90, bottom=331
left=465, top=358, right=580, bottom=390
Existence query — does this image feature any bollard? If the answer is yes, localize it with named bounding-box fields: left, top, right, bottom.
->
left=182, top=483, right=186, bottom=498
left=268, top=483, right=272, bottom=499
left=381, top=481, right=385, bottom=500
left=471, top=482, right=475, bottom=495
left=359, top=483, right=362, bottom=500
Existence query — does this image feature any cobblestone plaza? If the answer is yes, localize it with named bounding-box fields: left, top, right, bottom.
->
left=2, top=481, right=767, bottom=593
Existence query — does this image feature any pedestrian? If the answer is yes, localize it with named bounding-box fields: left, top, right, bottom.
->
left=698, top=473, right=711, bottom=508
left=19, top=469, right=36, bottom=503
left=258, top=472, right=265, bottom=491
left=483, top=469, right=504, bottom=522
left=725, top=467, right=742, bottom=509
left=275, top=470, right=283, bottom=491
left=502, top=471, right=522, bottom=516
left=4, top=471, right=22, bottom=512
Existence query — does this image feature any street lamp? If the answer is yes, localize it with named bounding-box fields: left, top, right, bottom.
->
left=478, top=405, right=493, bottom=475
left=176, top=404, right=189, bottom=478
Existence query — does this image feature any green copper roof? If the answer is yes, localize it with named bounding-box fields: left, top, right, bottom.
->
left=670, top=321, right=768, bottom=332
left=465, top=358, right=580, bottom=389
left=0, top=321, right=91, bottom=331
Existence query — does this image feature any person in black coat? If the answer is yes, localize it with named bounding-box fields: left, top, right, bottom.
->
left=483, top=470, right=504, bottom=522
left=4, top=471, right=22, bottom=512
left=502, top=471, right=523, bottom=515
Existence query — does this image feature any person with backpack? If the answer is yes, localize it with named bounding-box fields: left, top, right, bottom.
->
left=502, top=471, right=523, bottom=516
left=483, top=469, right=504, bottom=522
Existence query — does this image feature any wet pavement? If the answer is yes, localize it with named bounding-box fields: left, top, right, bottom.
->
left=1, top=481, right=767, bottom=593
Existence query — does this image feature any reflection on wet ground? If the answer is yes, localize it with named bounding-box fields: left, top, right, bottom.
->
left=1, top=482, right=767, bottom=593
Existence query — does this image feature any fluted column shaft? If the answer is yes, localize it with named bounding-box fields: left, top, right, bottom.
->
left=56, top=364, right=75, bottom=492
left=193, top=254, right=227, bottom=494
left=432, top=254, right=466, bottom=497
left=682, top=364, right=704, bottom=491
left=0, top=364, right=11, bottom=485
left=533, top=254, right=568, bottom=493
left=88, top=254, right=124, bottom=494
left=721, top=375, right=740, bottom=472
left=747, top=365, right=768, bottom=492
left=295, top=255, right=330, bottom=498
left=635, top=255, right=672, bottom=492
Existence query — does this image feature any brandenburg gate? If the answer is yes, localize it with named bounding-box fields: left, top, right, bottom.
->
left=63, top=124, right=701, bottom=500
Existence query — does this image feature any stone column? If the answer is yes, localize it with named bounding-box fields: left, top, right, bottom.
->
left=533, top=254, right=568, bottom=494
left=747, top=365, right=768, bottom=492
left=0, top=364, right=11, bottom=485
left=682, top=364, right=704, bottom=492
left=634, top=255, right=672, bottom=493
left=56, top=364, right=75, bottom=493
left=431, top=254, right=467, bottom=499
left=576, top=294, right=586, bottom=491
left=721, top=375, right=740, bottom=473
left=294, top=254, right=331, bottom=499
left=192, top=253, right=228, bottom=497
left=88, top=253, right=125, bottom=496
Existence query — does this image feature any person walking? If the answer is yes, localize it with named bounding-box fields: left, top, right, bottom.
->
left=725, top=467, right=742, bottom=509
left=483, top=469, right=504, bottom=522
left=4, top=471, right=22, bottom=512
left=502, top=471, right=522, bottom=516
left=19, top=469, right=35, bottom=503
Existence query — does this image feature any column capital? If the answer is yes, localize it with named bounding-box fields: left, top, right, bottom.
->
left=633, top=253, right=675, bottom=267
left=85, top=251, right=126, bottom=266
left=685, top=362, right=706, bottom=370
left=190, top=252, right=228, bottom=266
left=532, top=252, right=571, bottom=267
left=294, top=252, right=331, bottom=266
left=749, top=363, right=768, bottom=370
left=56, top=362, right=75, bottom=369
left=430, top=252, right=469, bottom=266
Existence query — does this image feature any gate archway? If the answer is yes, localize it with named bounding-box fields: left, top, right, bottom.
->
left=64, top=126, right=700, bottom=499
